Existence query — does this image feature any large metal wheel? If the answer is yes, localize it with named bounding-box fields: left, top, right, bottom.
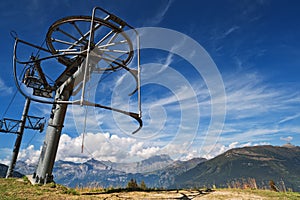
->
left=12, top=9, right=141, bottom=134
left=46, top=16, right=134, bottom=72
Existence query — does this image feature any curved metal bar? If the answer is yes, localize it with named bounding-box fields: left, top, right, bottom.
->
left=13, top=38, right=139, bottom=104
left=13, top=38, right=87, bottom=65
left=121, top=65, right=139, bottom=96
left=13, top=39, right=56, bottom=105
left=13, top=39, right=142, bottom=134
left=86, top=7, right=140, bottom=101
left=12, top=11, right=142, bottom=134
left=74, top=100, right=142, bottom=134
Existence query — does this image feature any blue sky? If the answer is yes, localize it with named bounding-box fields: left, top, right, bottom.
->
left=0, top=0, right=300, bottom=164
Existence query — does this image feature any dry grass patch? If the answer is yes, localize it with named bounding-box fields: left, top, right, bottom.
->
left=198, top=188, right=300, bottom=200
left=1, top=178, right=299, bottom=200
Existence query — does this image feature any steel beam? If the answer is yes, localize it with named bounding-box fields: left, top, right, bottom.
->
left=33, top=89, right=71, bottom=184
left=6, top=98, right=31, bottom=178
left=33, top=61, right=84, bottom=184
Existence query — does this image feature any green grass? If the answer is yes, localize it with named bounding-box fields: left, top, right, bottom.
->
left=0, top=177, right=79, bottom=200
left=244, top=189, right=300, bottom=200
left=216, top=188, right=300, bottom=200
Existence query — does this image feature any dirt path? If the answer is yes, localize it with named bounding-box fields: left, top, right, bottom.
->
left=195, top=190, right=266, bottom=200
left=81, top=190, right=209, bottom=199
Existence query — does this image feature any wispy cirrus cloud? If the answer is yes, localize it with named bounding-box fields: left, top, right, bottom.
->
left=224, top=26, right=240, bottom=37
left=145, top=0, right=174, bottom=26
left=11, top=40, right=299, bottom=164
left=222, top=72, right=299, bottom=119
left=0, top=78, right=13, bottom=95
left=278, top=113, right=300, bottom=124
left=18, top=67, right=299, bottom=164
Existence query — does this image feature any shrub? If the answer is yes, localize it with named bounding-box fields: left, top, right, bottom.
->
left=140, top=180, right=147, bottom=190
left=127, top=179, right=138, bottom=190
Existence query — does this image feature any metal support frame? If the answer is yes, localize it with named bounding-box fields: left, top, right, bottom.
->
left=0, top=118, right=21, bottom=134
left=1, top=98, right=45, bottom=178
left=33, top=60, right=81, bottom=184
left=11, top=6, right=142, bottom=184
left=0, top=116, right=45, bottom=134
left=33, top=88, right=71, bottom=184
left=5, top=98, right=30, bottom=178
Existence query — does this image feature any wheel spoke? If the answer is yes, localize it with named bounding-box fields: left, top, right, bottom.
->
left=52, top=38, right=83, bottom=47
left=97, top=40, right=128, bottom=49
left=57, top=28, right=87, bottom=46
left=71, top=21, right=85, bottom=38
left=95, top=30, right=114, bottom=46
left=47, top=16, right=133, bottom=70
left=96, top=32, right=129, bottom=54
left=89, top=51, right=123, bottom=70
left=68, top=23, right=102, bottom=50
left=106, top=32, right=118, bottom=45
left=98, top=48, right=129, bottom=54
left=101, top=51, right=126, bottom=63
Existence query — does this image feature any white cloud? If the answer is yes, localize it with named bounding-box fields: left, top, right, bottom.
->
left=0, top=145, right=42, bottom=166
left=145, top=0, right=174, bottom=26
left=280, top=136, right=293, bottom=142
left=63, top=105, right=105, bottom=137
left=156, top=53, right=175, bottom=74
left=279, top=114, right=300, bottom=124
left=181, top=149, right=199, bottom=161
left=56, top=132, right=165, bottom=163
left=53, top=68, right=300, bottom=164
left=222, top=72, right=299, bottom=120
left=199, top=143, right=228, bottom=159
left=0, top=148, right=14, bottom=165
left=18, top=145, right=41, bottom=165
left=57, top=132, right=128, bottom=162
left=14, top=49, right=298, bottom=166
left=135, top=146, right=161, bottom=159
left=23, top=69, right=298, bottom=165
left=197, top=141, right=271, bottom=160
left=280, top=126, right=300, bottom=134
left=224, top=26, right=239, bottom=36
left=225, top=128, right=279, bottom=142
left=53, top=132, right=212, bottom=163
left=229, top=141, right=239, bottom=149
left=0, top=78, right=13, bottom=95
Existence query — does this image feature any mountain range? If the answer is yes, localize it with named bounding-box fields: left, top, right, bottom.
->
left=10, top=154, right=206, bottom=188
left=174, top=144, right=300, bottom=191
left=1, top=144, right=299, bottom=191
left=0, top=163, right=23, bottom=178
